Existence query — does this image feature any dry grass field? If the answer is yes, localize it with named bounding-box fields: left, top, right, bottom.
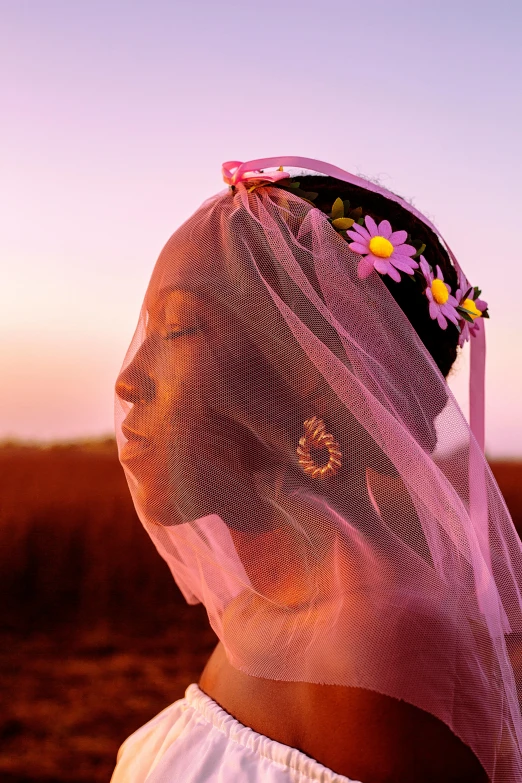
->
left=0, top=438, right=521, bottom=782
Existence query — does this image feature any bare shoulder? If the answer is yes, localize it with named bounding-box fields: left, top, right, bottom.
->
left=199, top=642, right=488, bottom=783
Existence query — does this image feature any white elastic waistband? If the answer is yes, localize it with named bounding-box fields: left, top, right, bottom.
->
left=185, top=683, right=358, bottom=783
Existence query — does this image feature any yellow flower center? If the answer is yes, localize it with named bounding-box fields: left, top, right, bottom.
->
left=368, top=236, right=394, bottom=258
left=431, top=279, right=449, bottom=305
left=462, top=298, right=482, bottom=320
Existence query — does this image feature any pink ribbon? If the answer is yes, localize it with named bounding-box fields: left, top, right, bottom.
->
left=446, top=247, right=486, bottom=454
left=470, top=318, right=486, bottom=453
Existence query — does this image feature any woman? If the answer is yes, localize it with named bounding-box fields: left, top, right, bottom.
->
left=112, top=157, right=522, bottom=782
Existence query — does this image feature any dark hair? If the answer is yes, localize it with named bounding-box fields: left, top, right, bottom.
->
left=293, top=176, right=460, bottom=378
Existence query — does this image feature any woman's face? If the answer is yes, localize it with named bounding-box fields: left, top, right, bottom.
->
left=114, top=285, right=285, bottom=528
left=115, top=287, right=234, bottom=524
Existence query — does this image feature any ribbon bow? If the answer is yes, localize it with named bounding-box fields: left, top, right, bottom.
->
left=222, top=160, right=290, bottom=188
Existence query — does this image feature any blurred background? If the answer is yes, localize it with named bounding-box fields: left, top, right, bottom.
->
left=2, top=1, right=521, bottom=780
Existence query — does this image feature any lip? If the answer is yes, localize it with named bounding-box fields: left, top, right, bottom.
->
left=119, top=437, right=152, bottom=462
left=122, top=423, right=149, bottom=441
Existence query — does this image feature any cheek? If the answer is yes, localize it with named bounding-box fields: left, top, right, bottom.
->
left=155, top=342, right=223, bottom=415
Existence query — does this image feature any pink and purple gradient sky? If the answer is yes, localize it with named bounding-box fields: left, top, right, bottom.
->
left=2, top=1, right=521, bottom=455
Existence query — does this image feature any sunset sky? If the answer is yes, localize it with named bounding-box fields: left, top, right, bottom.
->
left=2, top=0, right=521, bottom=456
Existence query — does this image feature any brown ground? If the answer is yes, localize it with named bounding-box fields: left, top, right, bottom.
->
left=0, top=618, right=216, bottom=783
left=0, top=439, right=520, bottom=782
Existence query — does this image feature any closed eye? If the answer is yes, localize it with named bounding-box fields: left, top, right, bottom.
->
left=164, top=326, right=200, bottom=340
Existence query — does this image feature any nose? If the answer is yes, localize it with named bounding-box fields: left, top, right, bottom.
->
left=115, top=361, right=156, bottom=404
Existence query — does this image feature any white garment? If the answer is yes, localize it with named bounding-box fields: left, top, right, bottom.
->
left=111, top=683, right=362, bottom=783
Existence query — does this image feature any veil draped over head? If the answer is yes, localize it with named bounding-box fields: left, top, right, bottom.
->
left=115, top=157, right=522, bottom=782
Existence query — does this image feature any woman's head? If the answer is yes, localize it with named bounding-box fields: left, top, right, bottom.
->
left=115, top=179, right=453, bottom=533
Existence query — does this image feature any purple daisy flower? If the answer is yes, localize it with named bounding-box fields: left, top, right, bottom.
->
left=454, top=271, right=488, bottom=346
left=346, top=215, right=419, bottom=283
left=419, top=256, right=459, bottom=330
left=458, top=297, right=488, bottom=346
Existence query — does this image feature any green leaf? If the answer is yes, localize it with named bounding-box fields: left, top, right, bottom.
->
left=357, top=217, right=365, bottom=225
left=275, top=181, right=300, bottom=190
left=413, top=243, right=426, bottom=259
left=290, top=187, right=311, bottom=198
left=331, top=197, right=344, bottom=220
left=457, top=307, right=475, bottom=324
left=332, top=217, right=355, bottom=229
left=474, top=286, right=482, bottom=298
left=349, top=206, right=363, bottom=220
left=462, top=286, right=473, bottom=300
left=303, top=191, right=318, bottom=201
left=343, top=199, right=351, bottom=213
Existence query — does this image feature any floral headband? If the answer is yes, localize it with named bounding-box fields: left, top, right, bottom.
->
left=222, top=163, right=489, bottom=348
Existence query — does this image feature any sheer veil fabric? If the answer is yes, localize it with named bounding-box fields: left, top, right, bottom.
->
left=115, top=157, right=522, bottom=781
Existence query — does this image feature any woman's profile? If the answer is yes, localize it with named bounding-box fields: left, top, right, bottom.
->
left=112, top=157, right=521, bottom=783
